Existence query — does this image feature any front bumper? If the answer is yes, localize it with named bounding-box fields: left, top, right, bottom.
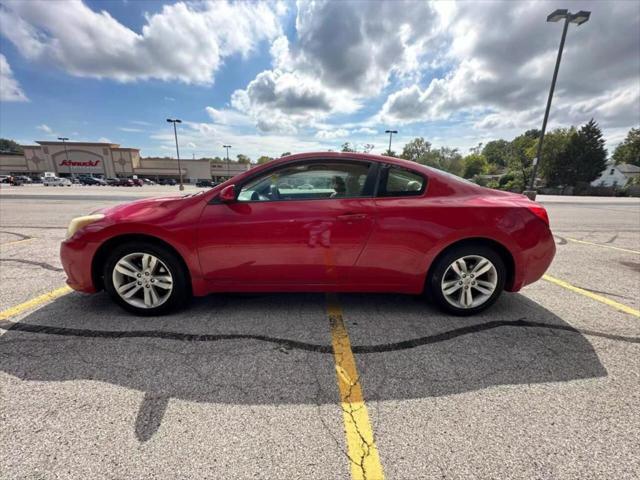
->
left=60, top=238, right=99, bottom=293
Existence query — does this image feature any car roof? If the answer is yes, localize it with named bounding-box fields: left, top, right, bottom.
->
left=278, top=151, right=421, bottom=168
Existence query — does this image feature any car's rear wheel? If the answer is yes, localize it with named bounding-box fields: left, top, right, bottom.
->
left=103, top=242, right=189, bottom=316
left=426, top=244, right=506, bottom=316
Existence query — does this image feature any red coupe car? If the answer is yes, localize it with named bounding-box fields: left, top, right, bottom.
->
left=60, top=152, right=555, bottom=316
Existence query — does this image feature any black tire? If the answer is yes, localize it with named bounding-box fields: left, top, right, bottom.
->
left=103, top=241, right=190, bottom=316
left=426, top=244, right=506, bottom=316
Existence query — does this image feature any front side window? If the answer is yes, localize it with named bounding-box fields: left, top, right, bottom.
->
left=379, top=166, right=425, bottom=197
left=238, top=161, right=371, bottom=202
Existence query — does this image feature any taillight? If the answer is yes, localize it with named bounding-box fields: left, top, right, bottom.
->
left=527, top=204, right=549, bottom=226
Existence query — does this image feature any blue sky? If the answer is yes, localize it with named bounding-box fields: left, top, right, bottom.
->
left=1, top=0, right=638, bottom=160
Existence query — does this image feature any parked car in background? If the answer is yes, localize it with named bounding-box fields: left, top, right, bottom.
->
left=117, top=178, right=134, bottom=187
left=105, top=178, right=120, bottom=186
left=142, top=178, right=156, bottom=185
left=79, top=176, right=107, bottom=186
left=196, top=179, right=217, bottom=188
left=3, top=175, right=24, bottom=186
left=0, top=175, right=11, bottom=183
left=60, top=152, right=555, bottom=316
left=129, top=177, right=144, bottom=187
left=43, top=176, right=72, bottom=187
left=15, top=175, right=33, bottom=183
left=158, top=178, right=177, bottom=186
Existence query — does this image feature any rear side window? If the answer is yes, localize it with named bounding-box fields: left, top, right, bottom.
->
left=379, top=165, right=426, bottom=197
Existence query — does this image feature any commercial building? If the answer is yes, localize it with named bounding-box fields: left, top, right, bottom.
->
left=0, top=140, right=252, bottom=182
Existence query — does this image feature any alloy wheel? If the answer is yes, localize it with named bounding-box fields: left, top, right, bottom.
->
left=440, top=255, right=498, bottom=309
left=112, top=252, right=173, bottom=309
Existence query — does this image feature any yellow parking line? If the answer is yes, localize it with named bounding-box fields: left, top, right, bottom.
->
left=565, top=237, right=640, bottom=255
left=326, top=294, right=385, bottom=480
left=543, top=274, right=639, bottom=318
left=0, top=286, right=72, bottom=321
left=1, top=237, right=35, bottom=247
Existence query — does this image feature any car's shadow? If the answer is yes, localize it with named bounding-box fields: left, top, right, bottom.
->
left=0, top=291, right=622, bottom=441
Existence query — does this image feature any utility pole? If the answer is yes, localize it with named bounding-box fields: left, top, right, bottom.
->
left=166, top=118, right=184, bottom=190
left=223, top=145, right=232, bottom=180
left=385, top=130, right=398, bottom=156
left=526, top=9, right=591, bottom=199
left=57, top=137, right=71, bottom=179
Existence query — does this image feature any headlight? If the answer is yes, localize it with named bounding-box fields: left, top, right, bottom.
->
left=66, top=214, right=105, bottom=239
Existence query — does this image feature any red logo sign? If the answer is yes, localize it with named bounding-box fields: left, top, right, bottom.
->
left=59, top=160, right=100, bottom=167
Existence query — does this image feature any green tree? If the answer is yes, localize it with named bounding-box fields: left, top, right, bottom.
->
left=362, top=143, right=375, bottom=153
left=469, top=142, right=483, bottom=155
left=341, top=142, right=356, bottom=152
left=280, top=152, right=291, bottom=157
left=0, top=138, right=23, bottom=154
left=612, top=128, right=640, bottom=166
left=506, top=132, right=538, bottom=190
left=401, top=137, right=432, bottom=163
left=481, top=139, right=510, bottom=168
left=432, top=147, right=464, bottom=176
left=256, top=155, right=272, bottom=164
left=236, top=154, right=251, bottom=164
left=538, top=127, right=574, bottom=186
left=565, top=119, right=608, bottom=184
left=462, top=153, right=488, bottom=178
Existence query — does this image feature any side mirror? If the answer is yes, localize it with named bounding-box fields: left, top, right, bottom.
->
left=219, top=184, right=237, bottom=202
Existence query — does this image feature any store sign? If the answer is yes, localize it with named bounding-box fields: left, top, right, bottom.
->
left=59, top=160, right=100, bottom=167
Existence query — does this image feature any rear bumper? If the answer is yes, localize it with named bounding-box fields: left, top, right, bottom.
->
left=508, top=228, right=556, bottom=292
left=60, top=238, right=99, bottom=293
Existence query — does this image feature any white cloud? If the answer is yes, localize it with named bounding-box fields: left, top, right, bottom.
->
left=315, top=128, right=350, bottom=140
left=290, top=0, right=442, bottom=96
left=355, top=127, right=377, bottom=135
left=150, top=120, right=333, bottom=159
left=119, top=127, right=144, bottom=133
left=230, top=0, right=445, bottom=133
left=378, top=1, right=640, bottom=135
left=231, top=69, right=359, bottom=133
left=98, top=137, right=112, bottom=143
left=0, top=0, right=283, bottom=84
left=0, top=54, right=28, bottom=101
left=36, top=124, right=52, bottom=133
left=205, top=107, right=253, bottom=127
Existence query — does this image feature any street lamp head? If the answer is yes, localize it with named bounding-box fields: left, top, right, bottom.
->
left=223, top=145, right=232, bottom=148
left=547, top=8, right=568, bottom=22
left=570, top=10, right=591, bottom=25
left=57, top=137, right=69, bottom=141
left=385, top=130, right=398, bottom=134
left=166, top=118, right=182, bottom=123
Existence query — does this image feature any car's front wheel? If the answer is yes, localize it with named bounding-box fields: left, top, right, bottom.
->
left=426, top=244, right=506, bottom=316
left=103, top=242, right=189, bottom=315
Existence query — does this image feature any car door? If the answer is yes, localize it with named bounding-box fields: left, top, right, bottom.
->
left=354, top=163, right=431, bottom=292
left=197, top=159, right=378, bottom=288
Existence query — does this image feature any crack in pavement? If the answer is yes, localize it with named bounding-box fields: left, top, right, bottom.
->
left=1, top=318, right=637, bottom=352
left=0, top=258, right=64, bottom=272
left=0, top=230, right=32, bottom=242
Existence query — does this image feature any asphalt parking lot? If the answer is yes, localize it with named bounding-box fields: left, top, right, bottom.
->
left=1, top=185, right=639, bottom=480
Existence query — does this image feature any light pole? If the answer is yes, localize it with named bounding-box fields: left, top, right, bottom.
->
left=57, top=137, right=71, bottom=179
left=526, top=9, right=591, bottom=199
left=385, top=130, right=398, bottom=156
left=223, top=145, right=232, bottom=180
left=166, top=118, right=184, bottom=190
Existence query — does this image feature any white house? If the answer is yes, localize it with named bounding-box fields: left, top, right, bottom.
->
left=591, top=163, right=640, bottom=187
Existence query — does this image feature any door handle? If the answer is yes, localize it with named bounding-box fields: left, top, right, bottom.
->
left=337, top=213, right=368, bottom=221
